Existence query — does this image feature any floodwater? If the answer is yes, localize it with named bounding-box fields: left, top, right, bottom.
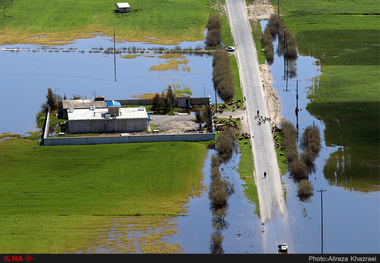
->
left=167, top=21, right=379, bottom=254
left=259, top=20, right=380, bottom=253
left=1, top=23, right=378, bottom=253
left=168, top=150, right=264, bottom=253
left=0, top=35, right=217, bottom=135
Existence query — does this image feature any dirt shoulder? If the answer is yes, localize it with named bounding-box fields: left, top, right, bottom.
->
left=247, top=1, right=281, bottom=127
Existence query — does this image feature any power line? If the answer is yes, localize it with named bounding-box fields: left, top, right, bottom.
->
left=114, top=25, right=117, bottom=82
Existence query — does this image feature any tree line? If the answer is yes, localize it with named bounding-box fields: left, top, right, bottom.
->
left=209, top=127, right=237, bottom=253
left=281, top=119, right=321, bottom=201
left=212, top=51, right=235, bottom=102
left=205, top=14, right=235, bottom=103
left=263, top=14, right=298, bottom=65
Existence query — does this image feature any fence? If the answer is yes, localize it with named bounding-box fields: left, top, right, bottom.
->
left=105, top=97, right=210, bottom=107
left=40, top=107, right=50, bottom=145
left=43, top=133, right=215, bottom=146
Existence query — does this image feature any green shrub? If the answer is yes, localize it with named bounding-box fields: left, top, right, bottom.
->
left=289, top=158, right=308, bottom=180
left=205, top=14, right=222, bottom=48
left=207, top=14, right=222, bottom=31
left=297, top=179, right=314, bottom=201
left=215, top=127, right=238, bottom=163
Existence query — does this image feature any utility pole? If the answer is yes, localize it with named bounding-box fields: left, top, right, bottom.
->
left=317, top=188, right=327, bottom=254
left=295, top=80, right=299, bottom=115
left=114, top=25, right=117, bottom=82
left=295, top=80, right=299, bottom=141
left=282, top=26, right=290, bottom=93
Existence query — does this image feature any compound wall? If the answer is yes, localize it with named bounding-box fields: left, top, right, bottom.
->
left=43, top=133, right=215, bottom=146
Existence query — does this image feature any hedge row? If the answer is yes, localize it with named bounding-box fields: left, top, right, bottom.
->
left=205, top=14, right=222, bottom=48
left=212, top=51, right=235, bottom=102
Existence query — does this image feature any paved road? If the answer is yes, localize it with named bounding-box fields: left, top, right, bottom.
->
left=225, top=0, right=285, bottom=223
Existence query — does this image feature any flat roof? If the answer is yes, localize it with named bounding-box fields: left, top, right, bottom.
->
left=62, top=99, right=106, bottom=109
left=68, top=107, right=147, bottom=121
left=116, top=3, right=130, bottom=8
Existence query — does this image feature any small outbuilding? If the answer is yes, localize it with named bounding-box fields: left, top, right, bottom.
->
left=106, top=100, right=122, bottom=116
left=116, top=2, right=130, bottom=13
left=177, top=96, right=191, bottom=108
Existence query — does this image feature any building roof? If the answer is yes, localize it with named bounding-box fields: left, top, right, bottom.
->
left=116, top=2, right=130, bottom=8
left=62, top=99, right=106, bottom=110
left=68, top=107, right=147, bottom=121
left=106, top=100, right=122, bottom=108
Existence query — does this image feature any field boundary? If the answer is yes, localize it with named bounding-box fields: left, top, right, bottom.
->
left=43, top=133, right=215, bottom=146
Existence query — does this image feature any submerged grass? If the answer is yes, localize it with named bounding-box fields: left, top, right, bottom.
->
left=149, top=56, right=190, bottom=72
left=0, top=139, right=207, bottom=252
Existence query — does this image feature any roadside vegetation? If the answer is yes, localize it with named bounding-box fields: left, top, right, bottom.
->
left=214, top=118, right=259, bottom=215
left=212, top=51, right=235, bottom=102
left=209, top=127, right=237, bottom=253
left=280, top=119, right=321, bottom=201
left=205, top=14, right=222, bottom=48
left=0, top=138, right=207, bottom=252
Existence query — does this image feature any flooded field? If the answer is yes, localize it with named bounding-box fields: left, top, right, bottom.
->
left=1, top=21, right=378, bottom=253
left=258, top=20, right=379, bottom=253
left=161, top=21, right=379, bottom=253
left=0, top=36, right=216, bottom=135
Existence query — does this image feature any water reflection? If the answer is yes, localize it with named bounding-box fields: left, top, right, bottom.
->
left=168, top=150, right=262, bottom=253
left=261, top=19, right=380, bottom=253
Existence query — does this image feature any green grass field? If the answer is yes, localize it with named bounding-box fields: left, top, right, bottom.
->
left=0, top=139, right=207, bottom=252
left=0, top=0, right=213, bottom=45
left=276, top=0, right=379, bottom=15
left=279, top=3, right=380, bottom=103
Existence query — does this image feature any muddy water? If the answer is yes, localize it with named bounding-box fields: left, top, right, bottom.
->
left=0, top=36, right=217, bottom=135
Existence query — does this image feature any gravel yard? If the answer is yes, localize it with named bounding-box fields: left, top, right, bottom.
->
left=149, top=113, right=199, bottom=134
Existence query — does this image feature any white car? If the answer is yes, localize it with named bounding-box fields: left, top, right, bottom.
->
left=278, top=242, right=288, bottom=252
left=225, top=46, right=236, bottom=52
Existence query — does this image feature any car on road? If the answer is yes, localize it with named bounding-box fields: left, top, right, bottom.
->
left=225, top=46, right=236, bottom=52
left=278, top=242, right=288, bottom=253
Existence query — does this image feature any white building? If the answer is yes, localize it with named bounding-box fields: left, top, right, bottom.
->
left=67, top=107, right=148, bottom=134
left=116, top=2, right=130, bottom=13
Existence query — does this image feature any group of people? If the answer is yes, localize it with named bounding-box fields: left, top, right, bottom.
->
left=254, top=110, right=271, bottom=125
